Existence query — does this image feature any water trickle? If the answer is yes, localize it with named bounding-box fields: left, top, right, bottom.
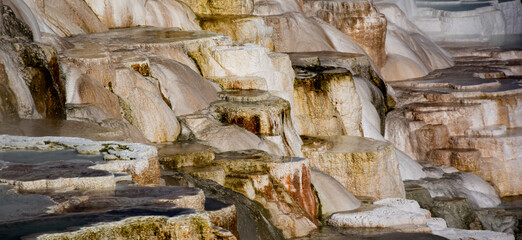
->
left=311, top=168, right=361, bottom=219
left=1, top=0, right=41, bottom=41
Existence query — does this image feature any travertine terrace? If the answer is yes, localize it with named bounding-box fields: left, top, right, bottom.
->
left=0, top=0, right=520, bottom=239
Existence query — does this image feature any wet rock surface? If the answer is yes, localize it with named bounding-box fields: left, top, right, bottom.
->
left=0, top=135, right=237, bottom=240
left=178, top=113, right=271, bottom=154
left=0, top=160, right=115, bottom=192
left=0, top=0, right=519, bottom=239
left=0, top=135, right=159, bottom=185
left=0, top=119, right=148, bottom=143
left=162, top=171, right=285, bottom=240
left=430, top=197, right=482, bottom=230
left=59, top=27, right=222, bottom=143
left=159, top=145, right=318, bottom=238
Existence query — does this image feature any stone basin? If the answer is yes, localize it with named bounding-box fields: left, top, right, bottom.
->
left=0, top=207, right=196, bottom=239
left=286, top=51, right=383, bottom=89
left=209, top=90, right=302, bottom=156
left=0, top=150, right=104, bottom=164
left=210, top=90, right=291, bottom=136
left=218, top=89, right=271, bottom=102
left=0, top=135, right=159, bottom=185
left=158, top=141, right=215, bottom=169
left=0, top=160, right=114, bottom=192
left=0, top=119, right=148, bottom=143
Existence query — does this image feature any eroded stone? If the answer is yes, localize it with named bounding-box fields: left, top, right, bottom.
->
left=302, top=136, right=405, bottom=200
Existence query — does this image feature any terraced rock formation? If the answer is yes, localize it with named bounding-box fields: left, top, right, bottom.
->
left=386, top=44, right=522, bottom=197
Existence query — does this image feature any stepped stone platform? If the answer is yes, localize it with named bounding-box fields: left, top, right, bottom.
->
left=210, top=90, right=290, bottom=136
left=0, top=135, right=159, bottom=185
left=386, top=46, right=522, bottom=197
left=158, top=141, right=318, bottom=238
left=209, top=89, right=302, bottom=157
left=301, top=136, right=405, bottom=200
left=60, top=26, right=295, bottom=146
left=0, top=135, right=237, bottom=239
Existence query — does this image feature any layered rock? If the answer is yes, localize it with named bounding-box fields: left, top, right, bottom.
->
left=178, top=113, right=272, bottom=153
left=163, top=171, right=287, bottom=240
left=36, top=213, right=235, bottom=240
left=0, top=184, right=235, bottom=239
left=0, top=0, right=519, bottom=239
left=179, top=0, right=254, bottom=16
left=293, top=66, right=363, bottom=136
left=328, top=198, right=431, bottom=229
left=159, top=145, right=318, bottom=238
left=186, top=39, right=296, bottom=106
left=301, top=0, right=387, bottom=68
left=210, top=90, right=302, bottom=156
left=0, top=134, right=239, bottom=239
left=59, top=27, right=222, bottom=143
left=288, top=51, right=395, bottom=138
left=385, top=45, right=522, bottom=196
left=262, top=12, right=365, bottom=54
left=301, top=136, right=405, bottom=200
left=200, top=16, right=274, bottom=50
left=255, top=0, right=454, bottom=81
left=388, top=0, right=512, bottom=40
left=22, top=0, right=200, bottom=38
left=287, top=51, right=383, bottom=91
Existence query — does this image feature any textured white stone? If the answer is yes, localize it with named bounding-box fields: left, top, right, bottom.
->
left=0, top=135, right=156, bottom=176
left=327, top=198, right=430, bottom=228
left=413, top=171, right=501, bottom=209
